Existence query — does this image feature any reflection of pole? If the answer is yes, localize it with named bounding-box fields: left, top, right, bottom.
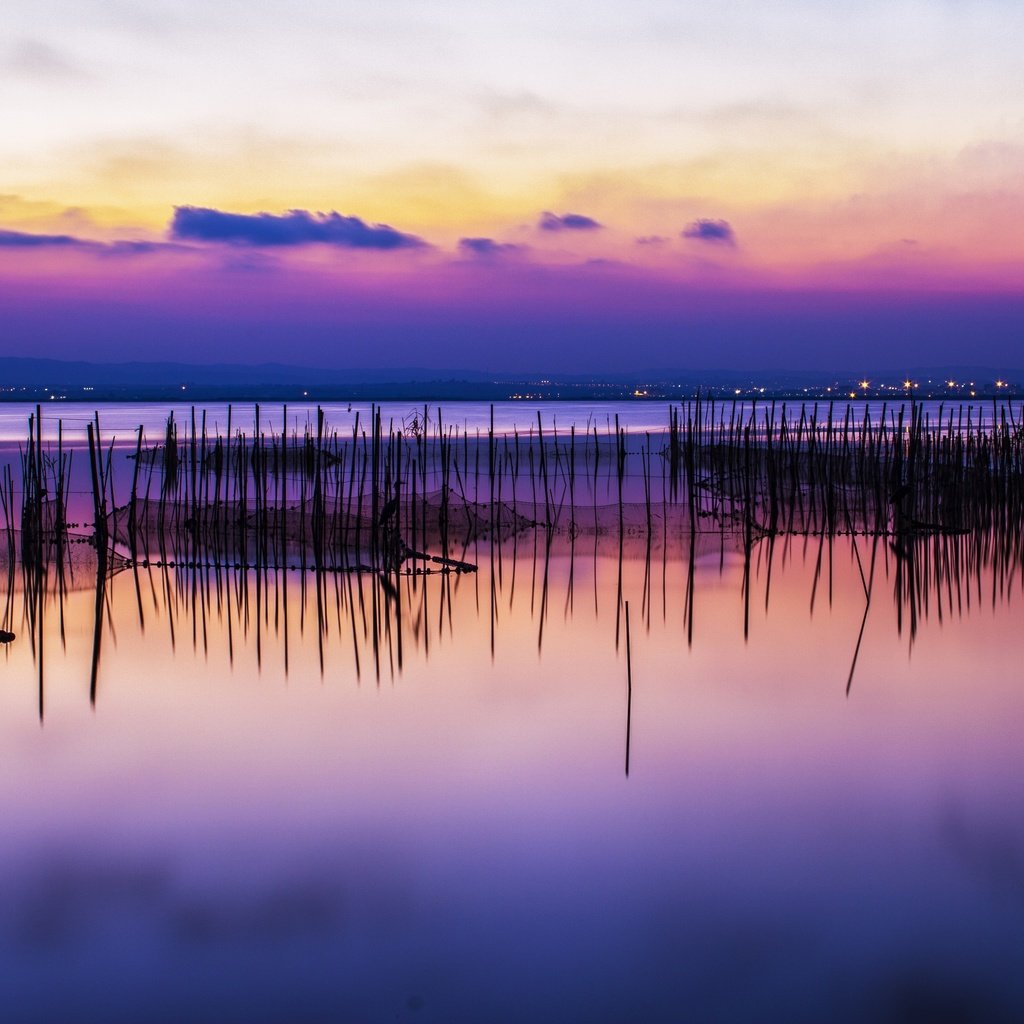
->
left=89, top=560, right=105, bottom=708
left=846, top=534, right=879, bottom=696
left=685, top=521, right=696, bottom=648
left=37, top=556, right=44, bottom=723
left=625, top=599, right=633, bottom=778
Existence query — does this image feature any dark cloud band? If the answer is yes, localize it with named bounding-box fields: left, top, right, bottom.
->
left=682, top=219, right=736, bottom=246
left=171, top=207, right=426, bottom=250
left=0, top=229, right=81, bottom=248
left=539, top=211, right=602, bottom=232
left=458, top=237, right=524, bottom=258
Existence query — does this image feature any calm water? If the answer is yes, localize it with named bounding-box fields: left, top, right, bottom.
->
left=0, top=397, right=1019, bottom=443
left=1, top=404, right=1022, bottom=1022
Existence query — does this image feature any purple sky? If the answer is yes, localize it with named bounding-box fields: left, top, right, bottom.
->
left=2, top=246, right=1021, bottom=372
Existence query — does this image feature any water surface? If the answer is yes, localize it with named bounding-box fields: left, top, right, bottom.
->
left=2, top=519, right=1022, bottom=1022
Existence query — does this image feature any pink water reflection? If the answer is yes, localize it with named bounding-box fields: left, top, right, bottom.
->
left=0, top=535, right=1021, bottom=1022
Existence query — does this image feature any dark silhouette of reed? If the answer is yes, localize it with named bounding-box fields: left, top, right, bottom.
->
left=6, top=398, right=1024, bottom=719
left=8, top=399, right=1024, bottom=576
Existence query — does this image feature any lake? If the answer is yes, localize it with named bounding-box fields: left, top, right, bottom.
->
left=1, top=401, right=1022, bottom=1023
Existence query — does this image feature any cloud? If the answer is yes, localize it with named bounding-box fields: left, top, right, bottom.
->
left=0, top=228, right=187, bottom=258
left=0, top=229, right=82, bottom=249
left=100, top=239, right=191, bottom=258
left=636, top=235, right=669, bottom=246
left=170, top=206, right=426, bottom=250
left=0, top=207, right=431, bottom=261
left=538, top=211, right=602, bottom=232
left=477, top=90, right=559, bottom=123
left=682, top=219, right=736, bottom=246
left=3, top=40, right=90, bottom=82
left=0, top=195, right=133, bottom=238
left=457, top=237, right=524, bottom=258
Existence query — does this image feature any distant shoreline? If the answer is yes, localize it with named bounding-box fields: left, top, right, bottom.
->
left=1, top=357, right=1020, bottom=403
left=2, top=383, right=1022, bottom=404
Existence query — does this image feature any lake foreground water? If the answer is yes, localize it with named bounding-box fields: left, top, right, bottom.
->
left=1, top=398, right=1023, bottom=1023
left=2, top=522, right=1022, bottom=1023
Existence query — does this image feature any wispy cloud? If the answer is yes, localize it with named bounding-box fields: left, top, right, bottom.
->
left=0, top=229, right=81, bottom=248
left=170, top=207, right=426, bottom=250
left=0, top=228, right=192, bottom=260
left=538, top=211, right=602, bottom=232
left=100, top=239, right=190, bottom=258
left=457, top=237, right=525, bottom=258
left=682, top=218, right=736, bottom=246
left=3, top=40, right=90, bottom=82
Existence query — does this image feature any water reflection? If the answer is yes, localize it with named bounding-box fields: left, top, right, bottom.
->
left=2, top=464, right=1024, bottom=1021
left=3, top=511, right=1023, bottom=711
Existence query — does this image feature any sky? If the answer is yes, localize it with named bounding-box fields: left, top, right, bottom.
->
left=2, top=1, right=1023, bottom=372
